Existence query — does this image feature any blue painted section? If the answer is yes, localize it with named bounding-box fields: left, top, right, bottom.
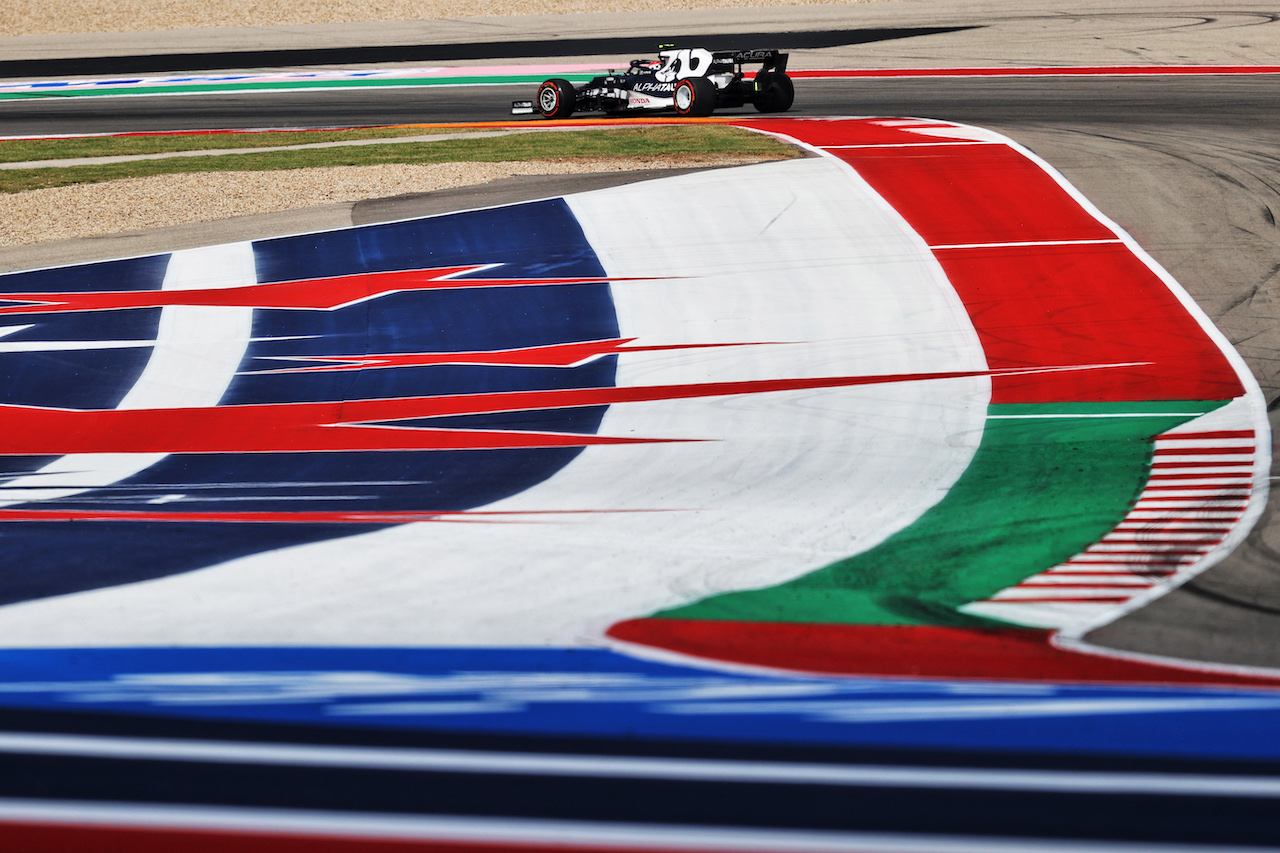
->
left=0, top=647, right=1279, bottom=761
left=0, top=255, right=164, bottom=411
left=0, top=188, right=1272, bottom=771
left=0, top=200, right=617, bottom=603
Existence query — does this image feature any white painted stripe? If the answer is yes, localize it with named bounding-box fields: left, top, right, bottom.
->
left=1045, top=569, right=1174, bottom=577
left=0, top=339, right=149, bottom=353
left=1147, top=471, right=1254, bottom=477
left=1133, top=501, right=1249, bottom=511
left=1047, top=562, right=1181, bottom=570
left=1150, top=454, right=1254, bottom=464
left=1065, top=555, right=1196, bottom=564
left=819, top=141, right=1000, bottom=149
left=0, top=799, right=1273, bottom=853
left=991, top=588, right=1138, bottom=600
left=1138, top=486, right=1251, bottom=494
left=1136, top=489, right=1244, bottom=494
left=1102, top=533, right=1227, bottom=542
left=0, top=157, right=991, bottom=648
left=0, top=244, right=256, bottom=507
left=929, top=239, right=1123, bottom=250
left=1136, top=481, right=1244, bottom=489
left=1019, top=576, right=1155, bottom=586
left=1, top=732, right=1280, bottom=797
left=960, top=600, right=1123, bottom=630
left=1126, top=507, right=1244, bottom=514
left=1111, top=518, right=1237, bottom=526
left=1086, top=543, right=1210, bottom=552
left=1156, top=438, right=1255, bottom=449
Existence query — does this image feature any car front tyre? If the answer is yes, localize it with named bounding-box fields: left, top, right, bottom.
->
left=537, top=78, right=576, bottom=119
left=673, top=77, right=717, bottom=117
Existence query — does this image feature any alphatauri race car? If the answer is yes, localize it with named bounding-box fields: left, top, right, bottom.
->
left=512, top=47, right=793, bottom=119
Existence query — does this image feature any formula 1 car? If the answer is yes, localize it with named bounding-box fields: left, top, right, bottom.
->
left=512, top=47, right=793, bottom=119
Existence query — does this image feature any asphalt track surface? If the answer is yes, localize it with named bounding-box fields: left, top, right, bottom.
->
left=6, top=71, right=1280, bottom=669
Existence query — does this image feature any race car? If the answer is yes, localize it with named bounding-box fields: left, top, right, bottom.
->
left=511, top=47, right=794, bottom=119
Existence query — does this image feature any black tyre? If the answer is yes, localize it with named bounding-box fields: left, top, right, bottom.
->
left=673, top=77, right=717, bottom=118
left=751, top=71, right=795, bottom=113
left=537, top=78, right=576, bottom=119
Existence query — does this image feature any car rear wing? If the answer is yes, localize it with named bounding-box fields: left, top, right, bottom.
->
left=710, top=49, right=788, bottom=75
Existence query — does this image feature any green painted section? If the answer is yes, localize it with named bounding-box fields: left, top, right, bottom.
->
left=656, top=400, right=1229, bottom=628
left=0, top=74, right=600, bottom=101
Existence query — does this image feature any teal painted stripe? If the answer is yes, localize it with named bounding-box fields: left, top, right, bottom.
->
left=0, top=74, right=600, bottom=101
left=654, top=400, right=1230, bottom=629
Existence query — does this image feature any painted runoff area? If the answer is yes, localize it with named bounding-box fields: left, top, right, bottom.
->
left=0, top=116, right=1273, bottom=804
left=3, top=64, right=1280, bottom=102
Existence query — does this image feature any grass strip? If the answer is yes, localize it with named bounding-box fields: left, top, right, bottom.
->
left=0, top=125, right=473, bottom=164
left=0, top=126, right=797, bottom=194
left=655, top=401, right=1227, bottom=628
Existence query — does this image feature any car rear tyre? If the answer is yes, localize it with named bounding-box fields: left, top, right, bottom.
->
left=751, top=71, right=795, bottom=113
left=537, top=78, right=576, bottom=119
left=673, top=77, right=717, bottom=117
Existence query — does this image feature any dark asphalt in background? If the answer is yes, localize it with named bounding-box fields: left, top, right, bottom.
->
left=0, top=26, right=976, bottom=78
left=2, top=74, right=1275, bottom=134
left=3, top=72, right=1280, bottom=669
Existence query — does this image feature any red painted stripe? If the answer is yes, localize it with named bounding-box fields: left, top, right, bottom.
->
left=1086, top=549, right=1209, bottom=557
left=928, top=245, right=1241, bottom=403
left=1129, top=512, right=1244, bottom=522
left=1136, top=491, right=1244, bottom=499
left=1098, top=539, right=1221, bottom=546
left=0, top=822, right=408, bottom=852
left=1150, top=460, right=1253, bottom=469
left=832, top=144, right=1116, bottom=245
left=1066, top=558, right=1193, bottom=566
left=1116, top=522, right=1233, bottom=527
left=0, top=266, right=649, bottom=316
left=1047, top=570, right=1176, bottom=577
left=1016, top=582, right=1154, bottom=589
left=1159, top=430, right=1255, bottom=440
left=606, top=621, right=1280, bottom=686
left=0, top=365, right=1119, bottom=457
left=739, top=117, right=986, bottom=148
left=1141, top=483, right=1250, bottom=490
left=0, top=820, right=677, bottom=853
left=790, top=65, right=1280, bottom=79
left=245, top=338, right=772, bottom=374
left=739, top=118, right=1245, bottom=404
left=1153, top=446, right=1253, bottom=456
left=1145, top=473, right=1251, bottom=480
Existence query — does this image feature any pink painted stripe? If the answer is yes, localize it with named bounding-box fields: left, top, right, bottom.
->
left=791, top=65, right=1280, bottom=79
